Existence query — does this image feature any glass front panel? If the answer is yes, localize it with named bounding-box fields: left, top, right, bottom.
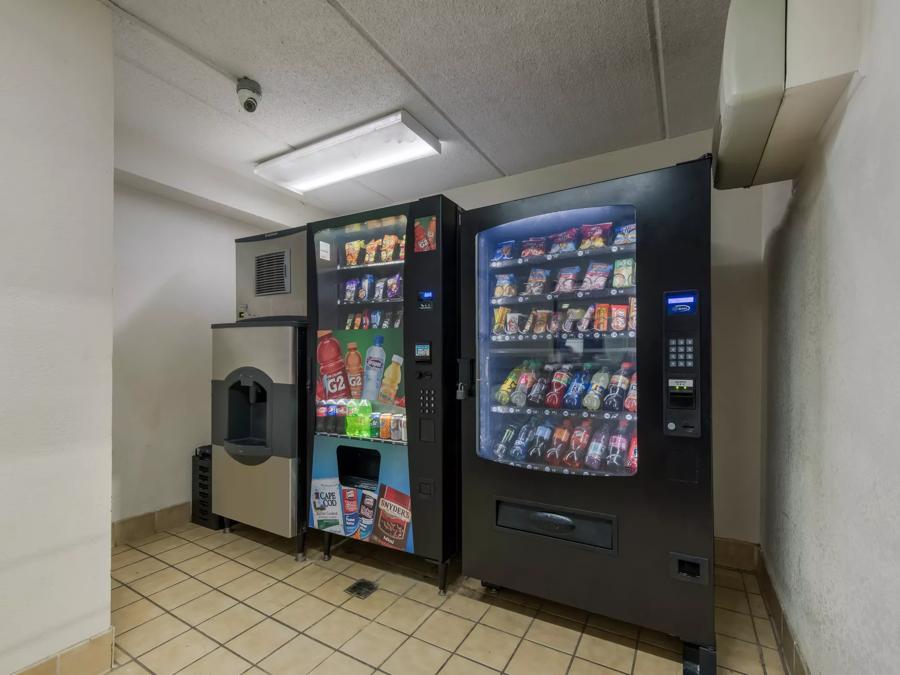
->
left=313, top=214, right=408, bottom=445
left=476, top=207, right=638, bottom=476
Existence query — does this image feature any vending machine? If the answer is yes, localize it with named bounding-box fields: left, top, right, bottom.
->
left=458, top=157, right=716, bottom=671
left=307, top=195, right=460, bottom=591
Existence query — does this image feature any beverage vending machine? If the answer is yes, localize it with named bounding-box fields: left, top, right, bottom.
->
left=307, top=196, right=460, bottom=591
left=457, top=157, right=716, bottom=671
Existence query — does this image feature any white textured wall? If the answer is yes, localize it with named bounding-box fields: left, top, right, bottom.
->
left=764, top=1, right=899, bottom=672
left=0, top=1, right=113, bottom=672
left=449, top=131, right=766, bottom=543
left=113, top=184, right=263, bottom=521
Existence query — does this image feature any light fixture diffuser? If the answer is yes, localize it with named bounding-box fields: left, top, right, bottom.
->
left=255, top=111, right=440, bottom=194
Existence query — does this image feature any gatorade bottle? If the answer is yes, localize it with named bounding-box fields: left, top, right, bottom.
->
left=377, top=355, right=404, bottom=405
left=317, top=331, right=350, bottom=399
left=361, top=336, right=386, bottom=401
left=345, top=343, right=364, bottom=399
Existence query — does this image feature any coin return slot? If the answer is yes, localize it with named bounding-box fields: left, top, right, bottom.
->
left=668, top=391, right=695, bottom=410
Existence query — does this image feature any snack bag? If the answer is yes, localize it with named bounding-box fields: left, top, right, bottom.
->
left=393, top=308, right=403, bottom=327
left=492, top=240, right=516, bottom=261
left=553, top=266, right=581, bottom=293
left=523, top=269, right=549, bottom=295
left=610, top=304, right=629, bottom=331
left=345, top=313, right=354, bottom=330
left=361, top=310, right=370, bottom=330
left=612, top=258, right=635, bottom=288
left=627, top=297, right=637, bottom=331
left=492, top=307, right=510, bottom=335
left=344, top=240, right=364, bottom=266
left=549, top=228, right=578, bottom=253
left=506, top=312, right=527, bottom=335
left=353, top=313, right=363, bottom=329
left=562, top=307, right=586, bottom=333
left=381, top=311, right=393, bottom=329
left=493, top=273, right=517, bottom=298
left=371, top=310, right=382, bottom=328
left=548, top=311, right=562, bottom=335
left=399, top=235, right=406, bottom=260
left=522, top=310, right=536, bottom=334
left=310, top=478, right=342, bottom=533
left=363, top=239, right=380, bottom=264
left=578, top=304, right=596, bottom=332
left=578, top=223, right=612, bottom=250
left=521, top=237, right=546, bottom=258
left=373, top=278, right=387, bottom=301
left=593, top=304, right=610, bottom=332
left=580, top=261, right=613, bottom=290
left=532, top=310, right=551, bottom=335
left=386, top=273, right=403, bottom=299
left=380, top=234, right=399, bottom=262
left=357, top=274, right=375, bottom=301
left=613, top=223, right=637, bottom=245
left=343, top=279, right=359, bottom=303
left=413, top=216, right=437, bottom=253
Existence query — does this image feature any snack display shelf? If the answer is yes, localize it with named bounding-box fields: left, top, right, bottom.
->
left=490, top=458, right=635, bottom=478
left=488, top=243, right=636, bottom=270
left=336, top=258, right=404, bottom=271
left=490, top=286, right=636, bottom=307
left=314, top=431, right=407, bottom=446
left=490, top=330, right=636, bottom=343
left=490, top=405, right=636, bottom=422
left=337, top=297, right=404, bottom=306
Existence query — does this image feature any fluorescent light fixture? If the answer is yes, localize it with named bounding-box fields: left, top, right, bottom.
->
left=255, top=110, right=440, bottom=194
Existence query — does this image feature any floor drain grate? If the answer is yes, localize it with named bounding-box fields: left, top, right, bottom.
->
left=345, top=579, right=378, bottom=599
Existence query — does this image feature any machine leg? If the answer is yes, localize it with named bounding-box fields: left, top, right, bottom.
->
left=223, top=517, right=231, bottom=534
left=295, top=528, right=306, bottom=562
left=683, top=643, right=716, bottom=675
left=437, top=561, right=449, bottom=596
left=480, top=580, right=500, bottom=593
left=323, top=532, right=333, bottom=561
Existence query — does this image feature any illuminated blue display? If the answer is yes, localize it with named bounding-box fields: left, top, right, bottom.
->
left=666, top=291, right=698, bottom=315
left=418, top=290, right=434, bottom=301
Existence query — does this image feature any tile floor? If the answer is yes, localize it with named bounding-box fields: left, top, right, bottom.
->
left=109, top=523, right=786, bottom=675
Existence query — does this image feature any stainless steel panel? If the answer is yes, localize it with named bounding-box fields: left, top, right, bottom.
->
left=212, top=325, right=296, bottom=384
left=236, top=230, right=307, bottom=319
left=211, top=445, right=297, bottom=538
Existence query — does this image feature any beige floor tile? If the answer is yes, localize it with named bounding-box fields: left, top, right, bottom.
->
left=111, top=586, right=141, bottom=611
left=112, top=544, right=132, bottom=556
left=340, top=621, right=406, bottom=668
left=496, top=588, right=542, bottom=609
left=403, top=581, right=446, bottom=608
left=244, top=581, right=304, bottom=615
left=236, top=545, right=284, bottom=569
left=197, top=603, right=265, bottom=642
left=309, top=651, right=373, bottom=675
left=174, top=550, right=230, bottom=576
left=137, top=535, right=186, bottom=556
left=343, top=560, right=387, bottom=581
left=575, top=627, right=637, bottom=673
left=226, top=618, right=297, bottom=663
left=639, top=628, right=682, bottom=654
left=716, top=634, right=764, bottom=675
left=457, top=624, right=519, bottom=671
left=524, top=612, right=582, bottom=654
left=260, top=634, right=334, bottom=674
left=138, top=629, right=217, bottom=675
left=568, top=657, right=624, bottom=674
left=127, top=532, right=170, bottom=547
left=375, top=597, right=434, bottom=634
left=217, top=537, right=263, bottom=559
left=412, top=609, right=475, bottom=651
left=149, top=578, right=211, bottom=611
left=259, top=554, right=313, bottom=580
left=284, top=563, right=338, bottom=591
left=715, top=608, right=757, bottom=643
left=438, top=654, right=497, bottom=675
left=753, top=616, right=777, bottom=649
left=381, top=637, right=450, bottom=675
left=220, top=569, right=276, bottom=600
left=110, top=663, right=150, bottom=674
left=311, top=573, right=355, bottom=605
left=633, top=643, right=682, bottom=675
left=715, top=587, right=750, bottom=614
left=196, top=560, right=253, bottom=588
left=112, top=557, right=167, bottom=584
left=130, top=566, right=190, bottom=595
left=178, top=646, right=252, bottom=675
left=506, top=639, right=571, bottom=675
left=306, top=607, right=369, bottom=648
left=112, top=576, right=122, bottom=590
left=112, top=548, right=149, bottom=571
left=170, top=590, right=237, bottom=626
left=194, top=531, right=240, bottom=550
left=112, top=598, right=165, bottom=634
left=441, top=592, right=490, bottom=622
left=171, top=525, right=219, bottom=542
left=480, top=600, right=536, bottom=637
left=377, top=571, right=418, bottom=595
left=114, top=646, right=131, bottom=666
left=117, top=614, right=189, bottom=656
left=586, top=614, right=639, bottom=640
left=274, top=594, right=335, bottom=632
left=714, top=567, right=745, bottom=592
left=742, top=573, right=761, bottom=594
left=156, top=542, right=206, bottom=565
left=748, top=593, right=768, bottom=618
left=762, top=646, right=786, bottom=674
left=539, top=599, right=588, bottom=623
left=343, top=588, right=399, bottom=620
left=314, top=553, right=359, bottom=573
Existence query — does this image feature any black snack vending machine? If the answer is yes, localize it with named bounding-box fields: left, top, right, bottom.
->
left=307, top=195, right=460, bottom=591
left=458, top=158, right=716, bottom=670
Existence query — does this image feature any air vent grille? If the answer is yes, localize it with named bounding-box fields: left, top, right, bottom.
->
left=255, top=250, right=290, bottom=296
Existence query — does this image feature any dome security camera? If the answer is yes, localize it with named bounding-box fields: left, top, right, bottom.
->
left=237, top=77, right=262, bottom=113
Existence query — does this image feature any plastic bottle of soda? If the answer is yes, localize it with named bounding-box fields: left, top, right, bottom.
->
left=602, top=361, right=635, bottom=412
left=528, top=422, right=554, bottom=462
left=526, top=374, right=549, bottom=407
left=510, top=419, right=536, bottom=460
left=345, top=342, right=364, bottom=399
left=509, top=361, right=537, bottom=408
left=563, top=370, right=590, bottom=409
left=605, top=420, right=631, bottom=470
left=356, top=399, right=372, bottom=438
left=361, top=336, right=386, bottom=401
left=346, top=399, right=359, bottom=437
left=335, top=400, right=348, bottom=435
left=623, top=373, right=638, bottom=413
left=493, top=423, right=519, bottom=459
left=584, top=423, right=611, bottom=470
left=563, top=420, right=592, bottom=469
left=582, top=367, right=611, bottom=411
left=625, top=433, right=638, bottom=474
left=544, top=366, right=572, bottom=409
left=545, top=420, right=573, bottom=466
left=317, top=331, right=350, bottom=399
left=315, top=401, right=327, bottom=432
left=377, top=355, right=404, bottom=405
left=495, top=361, right=525, bottom=405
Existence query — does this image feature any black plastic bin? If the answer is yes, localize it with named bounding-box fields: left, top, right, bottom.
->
left=191, top=445, right=224, bottom=530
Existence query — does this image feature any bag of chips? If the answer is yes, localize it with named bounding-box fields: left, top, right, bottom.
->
left=612, top=223, right=637, bottom=245
left=343, top=278, right=359, bottom=303
left=506, top=312, right=527, bottom=335
left=612, top=258, right=635, bottom=288
left=393, top=308, right=403, bottom=327
left=549, top=228, right=578, bottom=253
left=523, top=269, right=549, bottom=295
left=353, top=313, right=363, bottom=329
left=385, top=273, right=402, bottom=299
left=610, top=304, right=629, bottom=331
left=548, top=311, right=562, bottom=335
left=344, top=240, right=364, bottom=266
left=578, top=304, right=595, bottom=332
left=492, top=307, right=509, bottom=335
left=561, top=308, right=586, bottom=333
left=521, top=237, right=546, bottom=258
left=373, top=278, right=387, bottom=301
left=492, top=240, right=516, bottom=261
left=380, top=234, right=399, bottom=262
left=578, top=223, right=612, bottom=250
left=381, top=311, right=392, bottom=329
left=553, top=266, right=581, bottom=293
left=357, top=275, right=375, bottom=301
left=532, top=310, right=552, bottom=335
left=594, top=304, right=610, bottom=332
left=580, top=261, right=613, bottom=290
left=627, top=297, right=637, bottom=331
left=493, top=273, right=517, bottom=298
left=371, top=310, right=382, bottom=328
left=363, top=239, right=380, bottom=264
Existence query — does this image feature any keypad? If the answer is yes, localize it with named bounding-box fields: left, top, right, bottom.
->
left=419, top=388, right=436, bottom=414
left=668, top=337, right=696, bottom=369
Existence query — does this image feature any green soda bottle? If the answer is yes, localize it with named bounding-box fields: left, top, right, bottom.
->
left=346, top=399, right=359, bottom=437
left=356, top=399, right=372, bottom=438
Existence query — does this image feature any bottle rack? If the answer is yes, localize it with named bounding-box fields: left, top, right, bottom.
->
left=490, top=405, right=636, bottom=421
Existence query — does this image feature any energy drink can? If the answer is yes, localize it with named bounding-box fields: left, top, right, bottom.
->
left=391, top=414, right=402, bottom=441
left=400, top=415, right=407, bottom=443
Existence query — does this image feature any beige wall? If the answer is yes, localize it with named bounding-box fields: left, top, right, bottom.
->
left=0, top=1, right=114, bottom=672
left=448, top=131, right=766, bottom=543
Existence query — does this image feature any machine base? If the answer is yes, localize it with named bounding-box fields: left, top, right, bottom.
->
left=683, top=643, right=716, bottom=674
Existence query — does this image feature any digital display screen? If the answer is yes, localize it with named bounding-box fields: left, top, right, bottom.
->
left=414, top=342, right=432, bottom=362
left=418, top=290, right=434, bottom=301
left=666, top=291, right=698, bottom=315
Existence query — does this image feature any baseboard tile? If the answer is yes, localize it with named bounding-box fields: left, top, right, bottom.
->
left=112, top=502, right=191, bottom=546
left=714, top=536, right=759, bottom=571
left=14, top=627, right=114, bottom=675
left=758, top=555, right=810, bottom=675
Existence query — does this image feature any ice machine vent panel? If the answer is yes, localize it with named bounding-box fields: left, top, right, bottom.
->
left=255, top=250, right=290, bottom=296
